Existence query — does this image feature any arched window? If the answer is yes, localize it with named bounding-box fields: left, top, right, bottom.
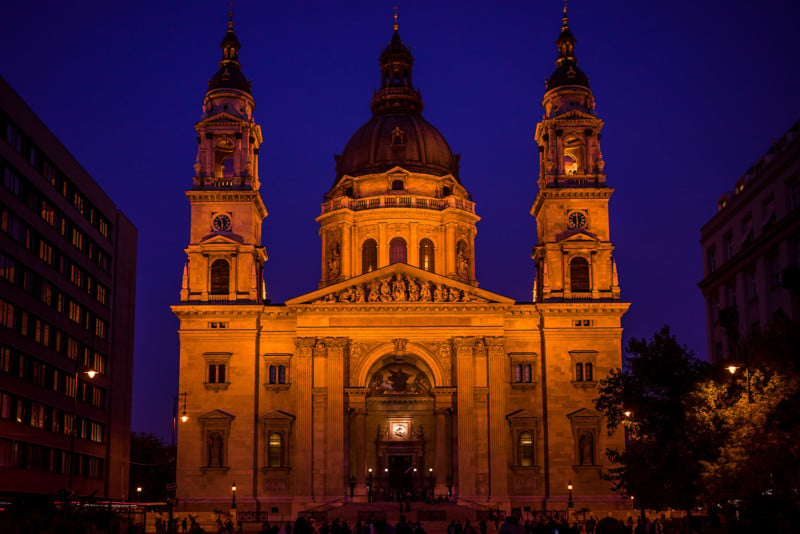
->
left=575, top=362, right=584, bottom=382
left=519, top=431, right=534, bottom=467
left=268, top=432, right=283, bottom=467
left=392, top=179, right=404, bottom=190
left=362, top=239, right=377, bottom=273
left=570, top=257, right=590, bottom=292
left=389, top=238, right=407, bottom=264
left=419, top=239, right=435, bottom=272
left=210, top=260, right=230, bottom=295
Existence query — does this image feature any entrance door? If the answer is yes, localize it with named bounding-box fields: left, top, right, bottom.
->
left=388, top=455, right=413, bottom=500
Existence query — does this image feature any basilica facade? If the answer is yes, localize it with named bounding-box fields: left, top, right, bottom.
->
left=173, top=8, right=629, bottom=519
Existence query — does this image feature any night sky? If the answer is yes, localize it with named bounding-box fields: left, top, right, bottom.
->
left=2, top=1, right=799, bottom=440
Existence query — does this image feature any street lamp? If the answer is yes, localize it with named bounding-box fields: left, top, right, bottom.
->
left=68, top=365, right=97, bottom=494
left=428, top=468, right=434, bottom=501
left=726, top=364, right=752, bottom=403
left=367, top=468, right=373, bottom=503
left=567, top=480, right=573, bottom=509
left=231, top=481, right=237, bottom=519
left=136, top=486, right=142, bottom=501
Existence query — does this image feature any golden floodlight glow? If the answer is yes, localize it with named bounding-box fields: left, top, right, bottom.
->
left=726, top=365, right=739, bottom=375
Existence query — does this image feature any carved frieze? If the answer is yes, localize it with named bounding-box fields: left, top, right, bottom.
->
left=313, top=272, right=488, bottom=304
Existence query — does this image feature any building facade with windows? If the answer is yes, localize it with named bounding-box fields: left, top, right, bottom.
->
left=174, top=10, right=628, bottom=518
left=0, top=77, right=137, bottom=499
left=699, top=119, right=800, bottom=363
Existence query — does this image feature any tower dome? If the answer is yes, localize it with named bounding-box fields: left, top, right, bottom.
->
left=545, top=3, right=590, bottom=92
left=208, top=11, right=251, bottom=94
left=333, top=22, right=460, bottom=183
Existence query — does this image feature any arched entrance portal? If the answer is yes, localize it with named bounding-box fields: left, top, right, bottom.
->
left=361, top=360, right=438, bottom=502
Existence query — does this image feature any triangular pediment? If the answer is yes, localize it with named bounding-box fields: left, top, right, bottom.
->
left=199, top=232, right=244, bottom=245
left=566, top=407, right=600, bottom=419
left=197, top=112, right=246, bottom=127
left=506, top=409, right=541, bottom=422
left=558, top=109, right=599, bottom=122
left=285, top=263, right=515, bottom=305
left=555, top=228, right=599, bottom=243
left=199, top=409, right=236, bottom=421
left=259, top=409, right=295, bottom=424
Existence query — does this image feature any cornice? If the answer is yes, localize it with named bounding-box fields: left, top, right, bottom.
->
left=171, top=304, right=265, bottom=318
left=536, top=302, right=630, bottom=315
left=289, top=303, right=514, bottom=314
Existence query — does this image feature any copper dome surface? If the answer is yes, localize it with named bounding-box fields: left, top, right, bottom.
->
left=335, top=113, right=460, bottom=181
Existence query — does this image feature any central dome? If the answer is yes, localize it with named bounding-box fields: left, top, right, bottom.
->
left=334, top=29, right=460, bottom=182
left=336, top=113, right=460, bottom=181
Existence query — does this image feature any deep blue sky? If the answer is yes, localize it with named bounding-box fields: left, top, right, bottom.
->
left=2, top=1, right=799, bottom=439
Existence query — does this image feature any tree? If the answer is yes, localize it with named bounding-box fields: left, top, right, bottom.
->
left=129, top=432, right=174, bottom=502
left=594, top=325, right=708, bottom=512
left=686, top=318, right=800, bottom=526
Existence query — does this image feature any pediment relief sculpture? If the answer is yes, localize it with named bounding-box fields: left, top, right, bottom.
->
left=312, top=272, right=488, bottom=304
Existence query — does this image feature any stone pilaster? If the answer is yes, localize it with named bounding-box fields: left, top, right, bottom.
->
left=454, top=337, right=476, bottom=499
left=325, top=337, right=347, bottom=497
left=293, top=337, right=315, bottom=499
left=486, top=336, right=509, bottom=502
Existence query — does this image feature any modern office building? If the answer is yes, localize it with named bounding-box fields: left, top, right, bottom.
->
left=0, top=77, right=137, bottom=499
left=174, top=8, right=629, bottom=519
left=699, top=119, right=800, bottom=363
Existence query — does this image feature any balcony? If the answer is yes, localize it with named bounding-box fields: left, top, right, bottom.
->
left=321, top=195, right=474, bottom=215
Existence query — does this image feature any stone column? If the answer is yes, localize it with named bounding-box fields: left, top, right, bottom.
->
left=293, top=337, right=315, bottom=499
left=486, top=336, right=509, bottom=503
left=454, top=337, right=476, bottom=499
left=326, top=338, right=347, bottom=497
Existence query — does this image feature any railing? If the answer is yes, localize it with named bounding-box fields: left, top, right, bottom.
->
left=321, top=195, right=475, bottom=215
left=208, top=294, right=229, bottom=303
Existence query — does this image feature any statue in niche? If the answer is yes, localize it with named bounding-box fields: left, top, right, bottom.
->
left=392, top=275, right=407, bottom=301
left=208, top=432, right=224, bottom=467
left=408, top=279, right=420, bottom=301
left=419, top=282, right=432, bottom=302
left=434, top=284, right=446, bottom=302
left=327, top=244, right=340, bottom=280
left=368, top=279, right=381, bottom=302
left=456, top=245, right=469, bottom=278
left=579, top=431, right=594, bottom=465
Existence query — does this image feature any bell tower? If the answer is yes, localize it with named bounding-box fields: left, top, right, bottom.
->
left=181, top=12, right=267, bottom=303
left=531, top=4, right=620, bottom=302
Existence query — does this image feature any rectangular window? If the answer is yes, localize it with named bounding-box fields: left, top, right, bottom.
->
left=723, top=233, right=733, bottom=261
left=0, top=254, right=16, bottom=283
left=0, top=299, right=16, bottom=329
left=68, top=301, right=82, bottom=323
left=5, top=123, right=23, bottom=152
left=37, top=240, right=52, bottom=265
left=741, top=215, right=753, bottom=245
left=707, top=246, right=716, bottom=273
left=745, top=270, right=757, bottom=300
left=71, top=228, right=84, bottom=250
left=3, top=167, right=21, bottom=197
left=94, top=319, right=106, bottom=340
left=96, top=284, right=107, bottom=305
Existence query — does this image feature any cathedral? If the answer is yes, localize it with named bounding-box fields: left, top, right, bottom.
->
left=173, top=7, right=629, bottom=521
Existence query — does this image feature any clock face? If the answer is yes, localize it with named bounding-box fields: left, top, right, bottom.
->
left=212, top=214, right=232, bottom=232
left=567, top=211, right=587, bottom=229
